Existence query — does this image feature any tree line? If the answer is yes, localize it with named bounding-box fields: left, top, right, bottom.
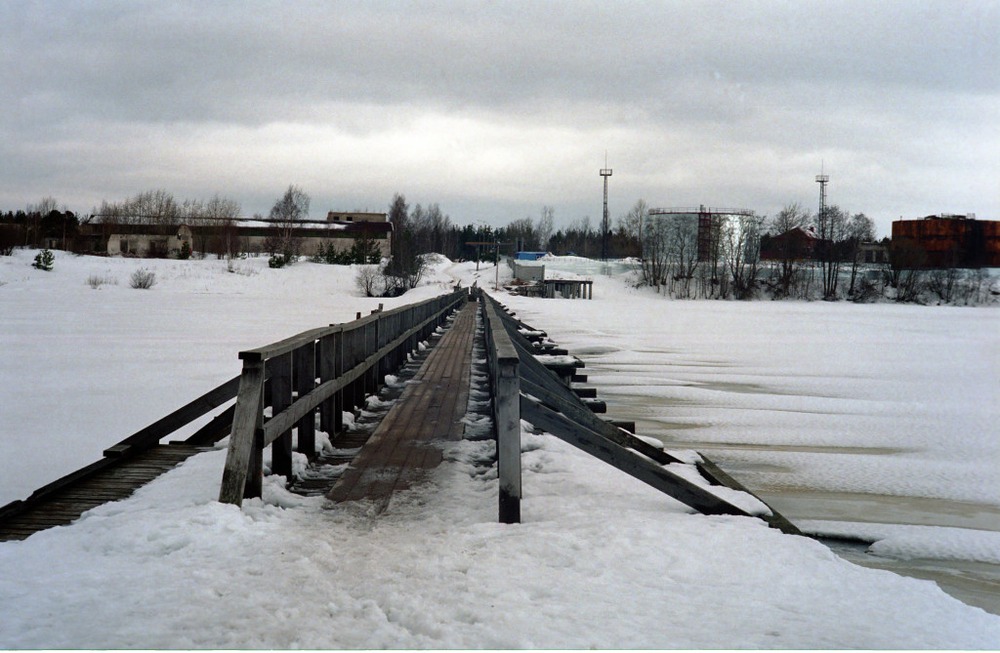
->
left=3, top=188, right=986, bottom=304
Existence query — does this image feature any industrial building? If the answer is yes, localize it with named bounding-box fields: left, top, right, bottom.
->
left=645, top=206, right=760, bottom=263
left=891, top=215, right=999, bottom=268
left=59, top=212, right=392, bottom=259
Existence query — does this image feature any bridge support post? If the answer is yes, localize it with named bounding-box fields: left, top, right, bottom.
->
left=318, top=334, right=337, bottom=435
left=496, top=356, right=521, bottom=524
left=482, top=296, right=522, bottom=525
left=269, top=353, right=293, bottom=479
left=333, top=330, right=344, bottom=437
left=219, top=358, right=265, bottom=505
left=294, top=341, right=316, bottom=457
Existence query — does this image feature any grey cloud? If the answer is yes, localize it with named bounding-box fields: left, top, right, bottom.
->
left=1, top=0, right=997, bottom=235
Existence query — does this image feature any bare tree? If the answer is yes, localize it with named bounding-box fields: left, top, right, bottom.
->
left=845, top=212, right=876, bottom=297
left=765, top=203, right=810, bottom=298
left=28, top=196, right=59, bottom=215
left=505, top=217, right=537, bottom=251
left=203, top=194, right=243, bottom=258
left=618, top=199, right=648, bottom=258
left=94, top=190, right=180, bottom=226
left=355, top=264, right=383, bottom=297
left=721, top=214, right=762, bottom=299
left=269, top=184, right=309, bottom=262
left=537, top=206, right=554, bottom=252
left=427, top=203, right=448, bottom=253
left=667, top=214, right=699, bottom=298
left=814, top=203, right=848, bottom=299
left=409, top=203, right=428, bottom=252
left=640, top=214, right=670, bottom=292
left=24, top=197, right=59, bottom=246
left=889, top=237, right=927, bottom=302
left=387, top=193, right=409, bottom=263
left=131, top=190, right=180, bottom=225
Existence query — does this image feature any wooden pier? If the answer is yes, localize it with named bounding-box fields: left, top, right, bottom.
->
left=327, top=301, right=476, bottom=511
left=1, top=287, right=801, bottom=543
left=0, top=291, right=469, bottom=540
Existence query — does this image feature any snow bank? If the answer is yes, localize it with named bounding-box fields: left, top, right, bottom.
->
left=2, top=426, right=999, bottom=648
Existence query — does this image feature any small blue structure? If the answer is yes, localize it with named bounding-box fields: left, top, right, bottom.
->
left=514, top=251, right=547, bottom=261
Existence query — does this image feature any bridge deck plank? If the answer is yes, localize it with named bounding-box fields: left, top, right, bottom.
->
left=328, top=301, right=476, bottom=512
left=0, top=445, right=209, bottom=542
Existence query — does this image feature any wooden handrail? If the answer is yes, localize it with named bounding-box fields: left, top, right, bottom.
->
left=478, top=290, right=801, bottom=534
left=260, top=307, right=455, bottom=445
left=103, top=375, right=242, bottom=457
left=479, top=291, right=521, bottom=523
left=219, top=289, right=468, bottom=505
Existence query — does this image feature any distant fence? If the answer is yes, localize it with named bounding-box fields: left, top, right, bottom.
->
left=218, top=289, right=468, bottom=505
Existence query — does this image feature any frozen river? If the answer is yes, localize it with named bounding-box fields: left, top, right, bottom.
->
left=502, top=260, right=1000, bottom=615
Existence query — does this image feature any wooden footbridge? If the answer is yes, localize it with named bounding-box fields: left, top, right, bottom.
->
left=0, top=288, right=799, bottom=542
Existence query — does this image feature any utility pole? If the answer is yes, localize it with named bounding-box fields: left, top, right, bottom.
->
left=466, top=239, right=511, bottom=290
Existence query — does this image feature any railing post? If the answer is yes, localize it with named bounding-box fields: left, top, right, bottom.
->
left=218, top=357, right=265, bottom=505
left=482, top=295, right=522, bottom=525
left=333, top=329, right=344, bottom=436
left=246, top=426, right=263, bottom=499
left=365, top=320, right=378, bottom=396
left=318, top=333, right=337, bottom=435
left=345, top=324, right=362, bottom=413
left=294, top=340, right=316, bottom=457
left=377, top=309, right=389, bottom=380
left=269, top=353, right=293, bottom=479
left=496, top=355, right=521, bottom=524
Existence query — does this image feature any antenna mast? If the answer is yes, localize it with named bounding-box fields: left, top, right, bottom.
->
left=600, top=153, right=613, bottom=261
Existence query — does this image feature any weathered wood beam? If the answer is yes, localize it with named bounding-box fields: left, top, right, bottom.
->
left=294, top=341, right=316, bottom=457
left=218, top=360, right=265, bottom=505
left=519, top=377, right=683, bottom=465
left=520, top=395, right=750, bottom=518
left=269, top=353, right=293, bottom=478
left=103, top=375, right=240, bottom=457
left=483, top=297, right=522, bottom=524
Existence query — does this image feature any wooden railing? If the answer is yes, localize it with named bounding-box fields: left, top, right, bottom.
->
left=0, top=375, right=242, bottom=522
left=218, top=289, right=468, bottom=506
left=478, top=289, right=522, bottom=524
left=477, top=291, right=803, bottom=533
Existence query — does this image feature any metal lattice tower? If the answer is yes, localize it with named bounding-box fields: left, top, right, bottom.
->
left=816, top=168, right=829, bottom=226
left=600, top=158, right=612, bottom=260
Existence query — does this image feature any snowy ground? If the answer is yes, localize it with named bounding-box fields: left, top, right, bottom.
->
left=1, top=250, right=999, bottom=648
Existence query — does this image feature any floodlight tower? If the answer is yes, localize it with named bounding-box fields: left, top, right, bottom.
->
left=600, top=157, right=613, bottom=260
left=816, top=168, right=829, bottom=228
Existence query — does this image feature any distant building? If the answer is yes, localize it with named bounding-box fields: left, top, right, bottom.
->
left=76, top=211, right=391, bottom=259
left=106, top=223, right=193, bottom=257
left=759, top=226, right=822, bottom=261
left=857, top=242, right=890, bottom=265
left=326, top=211, right=387, bottom=224
left=892, top=215, right=999, bottom=268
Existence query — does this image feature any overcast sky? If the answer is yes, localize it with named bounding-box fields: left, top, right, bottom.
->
left=2, top=1, right=997, bottom=237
